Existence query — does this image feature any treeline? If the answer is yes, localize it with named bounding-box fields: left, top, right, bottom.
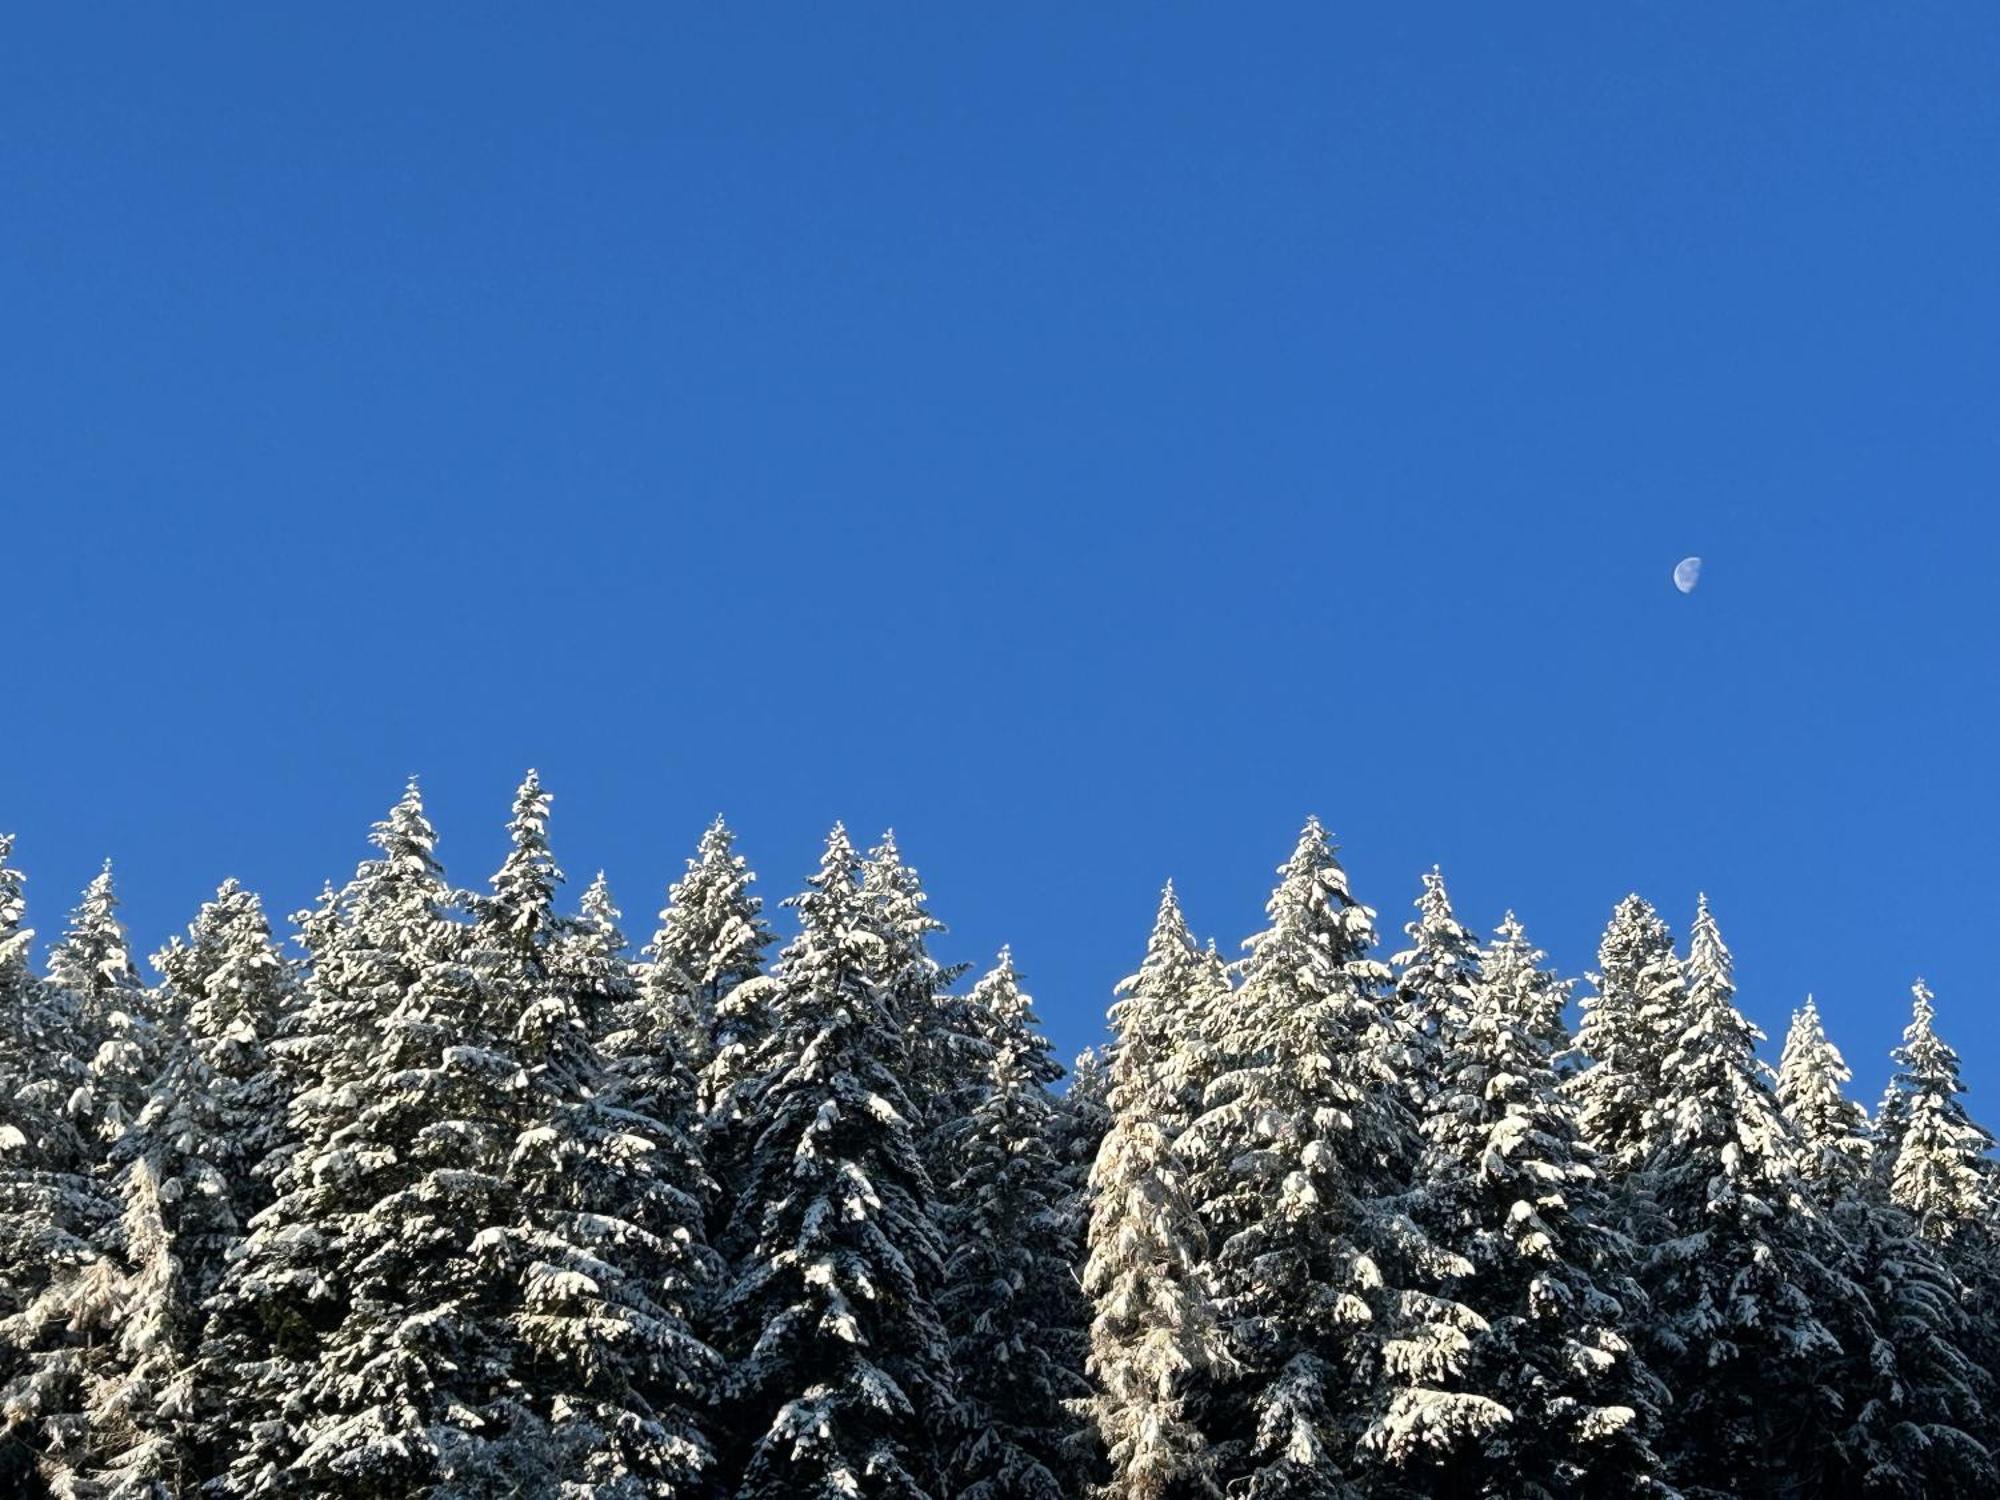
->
left=0, top=778, right=1994, bottom=1499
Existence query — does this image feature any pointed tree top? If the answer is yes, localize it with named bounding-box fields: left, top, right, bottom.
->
left=1263, top=817, right=1354, bottom=921
left=488, top=771, right=563, bottom=926
left=697, top=814, right=736, bottom=859
left=812, top=823, right=862, bottom=887
left=0, top=833, right=29, bottom=974
left=1685, top=894, right=1734, bottom=992
left=1412, top=865, right=1462, bottom=930
left=372, top=779, right=440, bottom=862
left=581, top=869, right=617, bottom=918
left=1148, top=880, right=1193, bottom=948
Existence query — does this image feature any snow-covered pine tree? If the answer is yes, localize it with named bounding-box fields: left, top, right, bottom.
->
left=1081, top=883, right=1231, bottom=1500
left=1776, top=1000, right=1995, bottom=1497
left=1050, top=1045, right=1111, bottom=1490
left=1879, top=981, right=1996, bottom=1246
left=0, top=836, right=101, bottom=1324
left=199, top=779, right=466, bottom=1497
left=717, top=825, right=953, bottom=1500
left=1, top=1153, right=193, bottom=1499
left=935, top=950, right=1087, bottom=1500
left=1373, top=906, right=1669, bottom=1498
left=1176, top=821, right=1425, bottom=1499
left=1637, top=896, right=1843, bottom=1499
left=22, top=880, right=305, bottom=1493
left=639, top=817, right=774, bottom=1084
left=583, top=867, right=712, bottom=1238
left=1389, top=867, right=1482, bottom=1112
left=47, top=864, right=156, bottom=1146
left=0, top=837, right=111, bottom=1496
left=141, top=880, right=296, bottom=1298
left=0, top=835, right=82, bottom=1179
left=1483, top=910, right=1574, bottom=1066
left=862, top=833, right=984, bottom=1186
left=1053, top=1047, right=1110, bottom=1263
left=1776, top=997, right=1871, bottom=1182
left=562, top=871, right=637, bottom=1044
left=1569, top=896, right=1683, bottom=1173
left=466, top=773, right=722, bottom=1495
left=619, top=818, right=774, bottom=1254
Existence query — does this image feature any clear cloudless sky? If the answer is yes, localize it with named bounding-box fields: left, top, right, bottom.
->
left=4, top=6, right=1997, bottom=1104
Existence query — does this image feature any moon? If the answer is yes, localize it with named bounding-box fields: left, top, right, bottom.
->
left=1673, top=556, right=1702, bottom=594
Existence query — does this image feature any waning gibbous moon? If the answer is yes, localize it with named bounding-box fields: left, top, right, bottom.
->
left=1673, top=556, right=1703, bottom=594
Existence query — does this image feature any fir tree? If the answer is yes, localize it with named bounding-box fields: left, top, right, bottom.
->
left=640, top=817, right=773, bottom=1082
left=0, top=836, right=101, bottom=1326
left=32, top=880, right=304, bottom=1492
left=862, top=833, right=984, bottom=1184
left=718, top=826, right=952, bottom=1500
left=1, top=1155, right=192, bottom=1499
left=141, top=880, right=296, bottom=1298
left=1053, top=1047, right=1110, bottom=1267
left=936, top=951, right=1087, bottom=1500
left=1569, top=896, right=1683, bottom=1173
left=1483, top=910, right=1573, bottom=1064
left=1637, top=896, right=1842, bottom=1499
left=1178, top=822, right=1419, bottom=1499
left=1081, top=884, right=1231, bottom=1500
left=1389, top=867, right=1482, bottom=1111
left=563, top=871, right=638, bottom=1044
left=47, top=864, right=155, bottom=1146
left=468, top=773, right=722, bottom=1496
left=1776, top=997, right=1870, bottom=1182
left=200, top=780, right=464, bottom=1497
left=1880, top=981, right=1995, bottom=1245
left=1374, top=907, right=1668, bottom=1498
left=1776, top=1002, right=1995, bottom=1497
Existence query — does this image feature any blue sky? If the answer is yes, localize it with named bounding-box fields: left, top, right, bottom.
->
left=4, top=7, right=1996, bottom=1104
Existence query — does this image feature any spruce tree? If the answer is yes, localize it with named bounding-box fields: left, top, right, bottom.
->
left=1637, top=896, right=1842, bottom=1499
left=1374, top=907, right=1668, bottom=1497
left=200, top=780, right=464, bottom=1497
left=563, top=871, right=637, bottom=1043
left=1569, top=896, right=1683, bottom=1173
left=1776, top=1001, right=1995, bottom=1497
left=1, top=1155, right=191, bottom=1499
left=36, top=880, right=302, bottom=1492
left=936, top=951, right=1086, bottom=1500
left=142, top=880, right=296, bottom=1297
left=0, top=836, right=100, bottom=1325
left=1880, top=981, right=1995, bottom=1245
left=586, top=866, right=716, bottom=1258
left=1177, top=821, right=1421, bottom=1499
left=718, top=826, right=952, bottom=1500
left=0, top=839, right=114, bottom=1493
left=1389, top=867, right=1481, bottom=1111
left=1081, top=883, right=1231, bottom=1500
left=1776, top=997, right=1870, bottom=1180
left=640, top=817, right=773, bottom=1082
left=862, top=833, right=984, bottom=1187
left=1053, top=1046, right=1110, bottom=1268
left=467, top=773, right=721, bottom=1495
left=1483, top=910, right=1573, bottom=1063
left=47, top=864, right=156, bottom=1146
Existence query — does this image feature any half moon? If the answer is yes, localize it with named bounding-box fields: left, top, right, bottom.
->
left=1673, top=556, right=1702, bottom=594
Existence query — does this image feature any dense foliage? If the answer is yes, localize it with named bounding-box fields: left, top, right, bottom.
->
left=1, top=787, right=1994, bottom=1498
